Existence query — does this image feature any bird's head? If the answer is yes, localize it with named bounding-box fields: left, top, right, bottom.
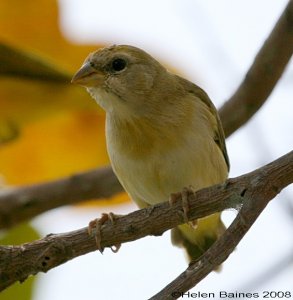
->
left=72, top=45, right=170, bottom=117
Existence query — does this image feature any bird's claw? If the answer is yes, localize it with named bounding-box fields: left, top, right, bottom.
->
left=169, top=186, right=197, bottom=228
left=88, top=212, right=122, bottom=253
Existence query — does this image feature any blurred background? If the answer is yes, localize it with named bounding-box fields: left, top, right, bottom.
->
left=0, top=0, right=292, bottom=299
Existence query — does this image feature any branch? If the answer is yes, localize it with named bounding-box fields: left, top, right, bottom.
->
left=0, top=167, right=122, bottom=229
left=0, top=151, right=292, bottom=293
left=150, top=151, right=293, bottom=299
left=219, top=0, right=293, bottom=137
left=0, top=43, right=71, bottom=82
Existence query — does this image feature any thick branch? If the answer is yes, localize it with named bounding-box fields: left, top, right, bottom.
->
left=150, top=154, right=292, bottom=299
left=0, top=151, right=292, bottom=292
left=219, top=0, right=293, bottom=137
left=0, top=167, right=122, bottom=229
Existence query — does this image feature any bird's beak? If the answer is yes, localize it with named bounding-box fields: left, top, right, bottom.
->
left=71, top=62, right=104, bottom=87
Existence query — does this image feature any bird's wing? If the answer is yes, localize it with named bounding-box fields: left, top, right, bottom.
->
left=176, top=75, right=230, bottom=171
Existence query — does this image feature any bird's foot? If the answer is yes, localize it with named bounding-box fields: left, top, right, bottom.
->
left=169, top=186, right=197, bottom=228
left=88, top=212, right=122, bottom=253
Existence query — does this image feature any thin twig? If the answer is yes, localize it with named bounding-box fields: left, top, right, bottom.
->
left=0, top=43, right=70, bottom=82
left=219, top=0, right=293, bottom=137
left=0, top=151, right=292, bottom=292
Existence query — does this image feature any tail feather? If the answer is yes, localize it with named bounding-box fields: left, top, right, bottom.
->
left=171, top=213, right=226, bottom=265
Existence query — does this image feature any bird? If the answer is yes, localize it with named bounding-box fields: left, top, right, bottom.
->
left=71, top=44, right=229, bottom=263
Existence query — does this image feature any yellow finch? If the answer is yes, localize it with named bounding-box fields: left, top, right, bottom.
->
left=72, top=45, right=229, bottom=262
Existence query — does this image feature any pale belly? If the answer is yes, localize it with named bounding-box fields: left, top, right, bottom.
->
left=108, top=140, right=227, bottom=208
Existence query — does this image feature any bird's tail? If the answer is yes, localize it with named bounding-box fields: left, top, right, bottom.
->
left=171, top=213, right=226, bottom=265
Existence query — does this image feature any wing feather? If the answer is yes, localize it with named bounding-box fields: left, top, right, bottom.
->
left=175, top=75, right=230, bottom=171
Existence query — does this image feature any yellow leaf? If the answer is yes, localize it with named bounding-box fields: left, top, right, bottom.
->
left=0, top=0, right=128, bottom=205
left=0, top=111, right=108, bottom=184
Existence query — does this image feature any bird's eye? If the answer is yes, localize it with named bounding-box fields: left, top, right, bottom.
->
left=111, top=58, right=127, bottom=72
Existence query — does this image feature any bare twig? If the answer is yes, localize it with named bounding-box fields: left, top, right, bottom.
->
left=219, top=0, right=293, bottom=137
left=0, top=151, right=292, bottom=292
left=0, top=167, right=122, bottom=229
left=0, top=43, right=71, bottom=82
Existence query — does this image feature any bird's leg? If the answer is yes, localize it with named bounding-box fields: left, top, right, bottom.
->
left=169, top=186, right=197, bottom=228
left=88, top=212, right=122, bottom=253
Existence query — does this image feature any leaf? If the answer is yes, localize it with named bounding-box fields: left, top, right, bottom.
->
left=0, top=0, right=128, bottom=205
left=0, top=0, right=102, bottom=134
left=0, top=111, right=108, bottom=184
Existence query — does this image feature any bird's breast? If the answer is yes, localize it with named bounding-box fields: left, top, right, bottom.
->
left=105, top=113, right=227, bottom=207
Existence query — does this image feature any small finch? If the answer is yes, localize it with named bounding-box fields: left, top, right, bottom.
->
left=72, top=45, right=229, bottom=262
